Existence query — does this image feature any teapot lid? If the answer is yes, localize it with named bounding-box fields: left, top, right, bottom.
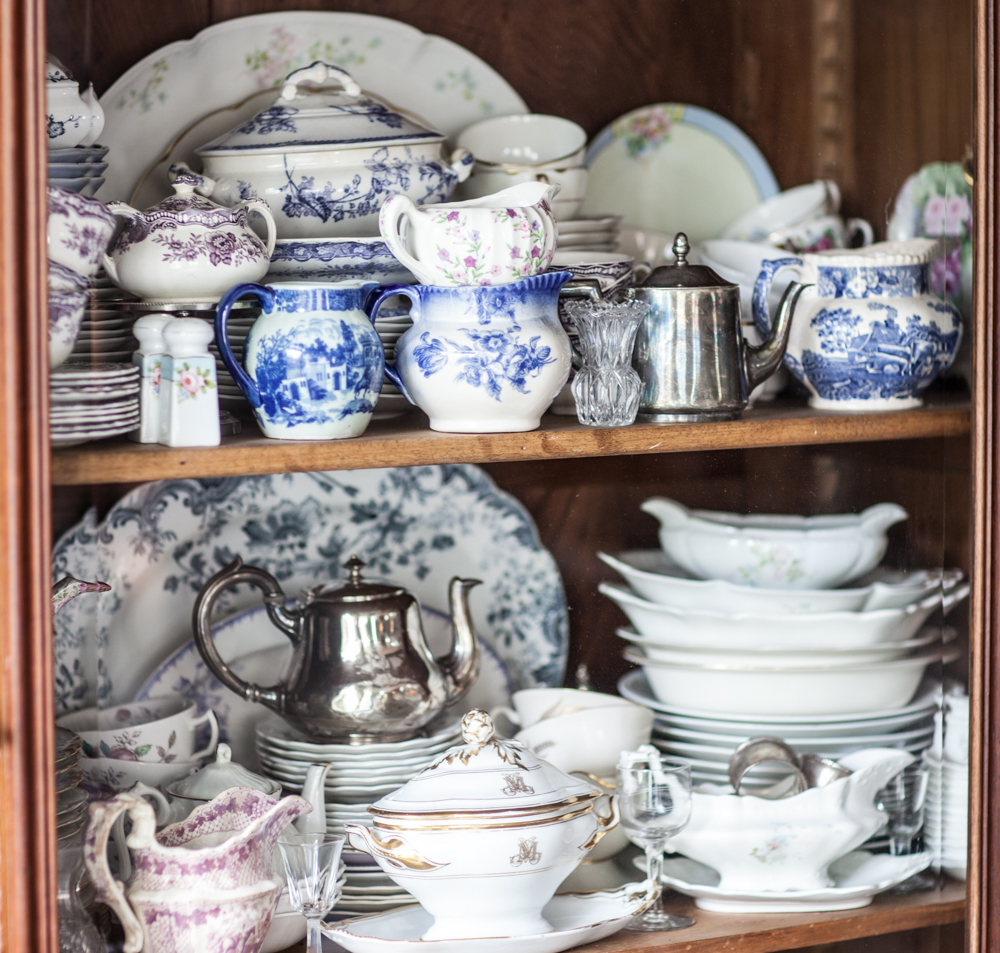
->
left=132, top=172, right=251, bottom=227
left=640, top=233, right=737, bottom=290
left=369, top=711, right=598, bottom=815
left=197, top=61, right=445, bottom=158
left=310, top=556, right=409, bottom=605
left=166, top=743, right=281, bottom=800
left=46, top=55, right=74, bottom=84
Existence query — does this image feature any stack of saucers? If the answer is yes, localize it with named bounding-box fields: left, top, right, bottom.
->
left=373, top=309, right=413, bottom=418
left=50, top=363, right=140, bottom=447
left=70, top=303, right=137, bottom=363
left=48, top=145, right=108, bottom=198
left=255, top=715, right=462, bottom=916
left=925, top=692, right=969, bottom=880
left=556, top=216, right=621, bottom=253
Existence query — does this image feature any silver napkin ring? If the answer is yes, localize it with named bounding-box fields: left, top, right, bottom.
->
left=729, top=737, right=807, bottom=799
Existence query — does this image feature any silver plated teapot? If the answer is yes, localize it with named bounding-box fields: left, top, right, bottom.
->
left=193, top=556, right=481, bottom=742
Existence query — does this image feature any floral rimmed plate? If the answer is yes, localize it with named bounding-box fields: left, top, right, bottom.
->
left=581, top=104, right=778, bottom=243
left=99, top=11, right=527, bottom=208
left=53, top=465, right=567, bottom=714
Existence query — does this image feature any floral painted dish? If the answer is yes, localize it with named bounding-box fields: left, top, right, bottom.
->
left=581, top=104, right=778, bottom=243
left=52, top=465, right=567, bottom=713
left=99, top=11, right=526, bottom=208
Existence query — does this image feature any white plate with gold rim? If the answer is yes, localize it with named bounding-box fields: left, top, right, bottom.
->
left=323, top=882, right=656, bottom=953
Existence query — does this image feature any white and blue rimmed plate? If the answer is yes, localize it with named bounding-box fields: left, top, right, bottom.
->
left=52, top=466, right=567, bottom=714
left=581, top=103, right=778, bottom=243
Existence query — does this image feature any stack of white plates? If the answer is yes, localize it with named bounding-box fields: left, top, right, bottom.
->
left=556, top=216, right=621, bottom=253
left=50, top=363, right=140, bottom=446
left=924, top=755, right=967, bottom=880
left=209, top=311, right=257, bottom=409
left=49, top=145, right=108, bottom=197
left=373, top=310, right=413, bottom=418
left=620, top=669, right=939, bottom=790
left=72, top=303, right=137, bottom=364
left=256, top=715, right=462, bottom=916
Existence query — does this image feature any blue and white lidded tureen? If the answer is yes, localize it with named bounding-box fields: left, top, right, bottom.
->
left=194, top=61, right=474, bottom=240
left=753, top=239, right=962, bottom=411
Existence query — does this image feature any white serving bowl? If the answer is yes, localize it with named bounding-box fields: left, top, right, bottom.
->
left=641, top=497, right=908, bottom=589
left=618, top=626, right=943, bottom=668
left=625, top=647, right=955, bottom=717
left=493, top=687, right=636, bottom=730
left=600, top=550, right=965, bottom=614
left=457, top=114, right=587, bottom=168
left=665, top=748, right=912, bottom=892
left=599, top=582, right=962, bottom=650
left=515, top=704, right=654, bottom=777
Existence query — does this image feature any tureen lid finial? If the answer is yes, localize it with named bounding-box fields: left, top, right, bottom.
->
left=461, top=710, right=494, bottom=746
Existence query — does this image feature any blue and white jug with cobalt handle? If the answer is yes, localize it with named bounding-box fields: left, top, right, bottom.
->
left=215, top=280, right=383, bottom=439
left=753, top=239, right=962, bottom=411
left=367, top=272, right=573, bottom=433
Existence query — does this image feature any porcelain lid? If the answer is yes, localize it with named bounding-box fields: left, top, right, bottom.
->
left=370, top=710, right=598, bottom=815
left=46, top=55, right=74, bottom=84
left=127, top=173, right=251, bottom=227
left=166, top=744, right=280, bottom=799
left=640, top=232, right=736, bottom=290
left=197, top=61, right=444, bottom=157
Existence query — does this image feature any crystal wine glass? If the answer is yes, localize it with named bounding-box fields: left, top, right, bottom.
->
left=617, top=754, right=695, bottom=931
left=876, top=761, right=935, bottom=893
left=278, top=832, right=346, bottom=953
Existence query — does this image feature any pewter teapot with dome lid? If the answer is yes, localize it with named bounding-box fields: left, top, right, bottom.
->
left=193, top=555, right=481, bottom=742
left=627, top=232, right=804, bottom=421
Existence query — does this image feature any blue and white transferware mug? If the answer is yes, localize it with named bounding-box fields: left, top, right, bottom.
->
left=367, top=272, right=573, bottom=433
left=753, top=239, right=962, bottom=411
left=215, top=280, right=383, bottom=440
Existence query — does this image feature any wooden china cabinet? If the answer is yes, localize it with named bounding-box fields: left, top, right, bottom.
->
left=0, top=2, right=994, bottom=953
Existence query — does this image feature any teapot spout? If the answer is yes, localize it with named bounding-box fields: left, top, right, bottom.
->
left=440, top=576, right=482, bottom=705
left=295, top=763, right=333, bottom=834
left=744, top=280, right=810, bottom=392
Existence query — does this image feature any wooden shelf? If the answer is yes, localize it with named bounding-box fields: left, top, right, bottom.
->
left=574, top=881, right=966, bottom=953
left=50, top=399, right=971, bottom=486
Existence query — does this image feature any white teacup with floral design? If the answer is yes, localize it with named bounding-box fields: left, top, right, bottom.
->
left=379, top=181, right=558, bottom=287
left=57, top=697, right=219, bottom=764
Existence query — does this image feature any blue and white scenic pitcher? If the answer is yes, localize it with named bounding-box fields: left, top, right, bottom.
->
left=215, top=280, right=383, bottom=439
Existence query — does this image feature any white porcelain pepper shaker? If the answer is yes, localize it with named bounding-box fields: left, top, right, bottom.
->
left=158, top=317, right=220, bottom=447
left=129, top=312, right=171, bottom=444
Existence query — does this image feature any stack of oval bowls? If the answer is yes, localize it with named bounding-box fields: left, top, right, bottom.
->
left=599, top=496, right=968, bottom=791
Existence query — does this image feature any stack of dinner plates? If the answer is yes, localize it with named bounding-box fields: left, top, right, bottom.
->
left=48, top=145, right=108, bottom=197
left=255, top=715, right=462, bottom=916
left=925, top=692, right=969, bottom=880
left=556, top=216, right=621, bottom=253
left=373, top=309, right=412, bottom=418
left=50, top=363, right=139, bottom=446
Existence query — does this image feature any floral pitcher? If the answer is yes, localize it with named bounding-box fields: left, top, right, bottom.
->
left=378, top=182, right=558, bottom=286
left=84, top=788, right=310, bottom=953
left=368, top=272, right=573, bottom=432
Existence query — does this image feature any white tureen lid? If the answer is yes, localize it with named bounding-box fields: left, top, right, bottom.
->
left=197, top=61, right=445, bottom=158
left=370, top=710, right=598, bottom=815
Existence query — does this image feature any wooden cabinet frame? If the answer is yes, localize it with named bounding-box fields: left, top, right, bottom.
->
left=0, top=2, right=992, bottom=952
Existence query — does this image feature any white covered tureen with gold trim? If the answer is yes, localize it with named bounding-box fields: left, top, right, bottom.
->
left=345, top=710, right=620, bottom=941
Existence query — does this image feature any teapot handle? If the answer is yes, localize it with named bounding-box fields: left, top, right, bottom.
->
left=279, top=61, right=362, bottom=102
left=83, top=795, right=155, bottom=953
left=366, top=283, right=420, bottom=404
left=236, top=199, right=277, bottom=258
left=378, top=194, right=432, bottom=285
left=192, top=556, right=297, bottom=714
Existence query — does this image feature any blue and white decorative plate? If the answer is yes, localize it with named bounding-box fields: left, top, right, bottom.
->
left=581, top=104, right=778, bottom=243
left=52, top=465, right=567, bottom=714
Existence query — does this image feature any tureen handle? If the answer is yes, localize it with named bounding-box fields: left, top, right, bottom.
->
left=235, top=198, right=277, bottom=258
left=448, top=147, right=474, bottom=183
left=343, top=823, right=449, bottom=871
left=278, top=60, right=362, bottom=102
left=578, top=794, right=620, bottom=852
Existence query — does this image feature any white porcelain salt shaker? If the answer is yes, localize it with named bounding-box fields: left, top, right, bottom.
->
left=129, top=313, right=172, bottom=444
left=159, top=317, right=220, bottom=447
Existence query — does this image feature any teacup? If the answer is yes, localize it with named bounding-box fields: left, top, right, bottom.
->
left=49, top=288, right=89, bottom=368
left=515, top=704, right=654, bottom=777
left=379, top=181, right=559, bottom=287
left=78, top=756, right=203, bottom=800
left=47, top=186, right=117, bottom=278
left=769, top=214, right=875, bottom=254
left=723, top=180, right=840, bottom=242
left=57, top=697, right=219, bottom=763
left=457, top=114, right=587, bottom=168
left=492, top=687, right=636, bottom=729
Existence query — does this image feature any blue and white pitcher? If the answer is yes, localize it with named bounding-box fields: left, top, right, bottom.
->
left=753, top=239, right=962, bottom=411
left=367, top=272, right=573, bottom=433
left=215, top=280, right=383, bottom=439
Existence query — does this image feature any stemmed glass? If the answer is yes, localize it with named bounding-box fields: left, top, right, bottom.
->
left=876, top=762, right=935, bottom=893
left=278, top=832, right=346, bottom=953
left=617, top=753, right=695, bottom=931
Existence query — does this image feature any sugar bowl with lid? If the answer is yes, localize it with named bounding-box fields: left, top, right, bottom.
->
left=345, top=710, right=620, bottom=941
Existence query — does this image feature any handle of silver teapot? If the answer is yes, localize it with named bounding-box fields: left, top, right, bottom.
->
left=192, top=556, right=297, bottom=712
left=743, top=279, right=811, bottom=392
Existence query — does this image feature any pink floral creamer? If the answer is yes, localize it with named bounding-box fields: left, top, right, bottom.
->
left=84, top=788, right=310, bottom=953
left=379, top=181, right=558, bottom=287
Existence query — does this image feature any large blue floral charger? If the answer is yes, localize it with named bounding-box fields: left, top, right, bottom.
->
left=52, top=465, right=567, bottom=714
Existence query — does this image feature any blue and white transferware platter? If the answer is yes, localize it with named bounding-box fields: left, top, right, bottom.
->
left=581, top=104, right=778, bottom=243
left=99, top=11, right=527, bottom=208
left=52, top=465, right=567, bottom=714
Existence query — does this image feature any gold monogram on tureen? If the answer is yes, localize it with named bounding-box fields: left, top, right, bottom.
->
left=509, top=837, right=542, bottom=867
